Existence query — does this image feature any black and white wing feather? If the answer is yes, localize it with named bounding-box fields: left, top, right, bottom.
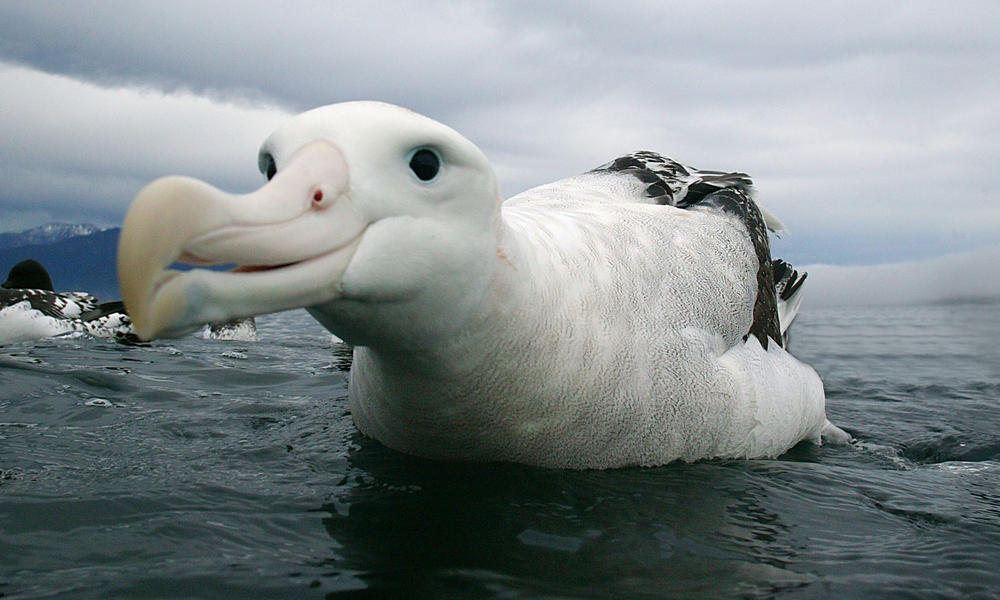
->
left=592, top=151, right=805, bottom=348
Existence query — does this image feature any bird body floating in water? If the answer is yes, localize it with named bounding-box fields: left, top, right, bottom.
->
left=118, top=101, right=849, bottom=468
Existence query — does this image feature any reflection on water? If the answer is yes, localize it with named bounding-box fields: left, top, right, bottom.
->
left=321, top=444, right=819, bottom=598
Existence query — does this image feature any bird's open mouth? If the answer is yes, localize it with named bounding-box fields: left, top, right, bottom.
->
left=231, top=263, right=296, bottom=273
left=117, top=140, right=368, bottom=340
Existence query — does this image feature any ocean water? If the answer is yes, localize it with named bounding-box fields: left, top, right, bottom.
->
left=1, top=303, right=998, bottom=599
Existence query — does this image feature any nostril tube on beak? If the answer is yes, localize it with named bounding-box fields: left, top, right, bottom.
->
left=311, top=184, right=335, bottom=209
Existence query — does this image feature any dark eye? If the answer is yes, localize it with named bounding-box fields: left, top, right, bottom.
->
left=260, top=153, right=277, bottom=181
left=409, top=148, right=440, bottom=182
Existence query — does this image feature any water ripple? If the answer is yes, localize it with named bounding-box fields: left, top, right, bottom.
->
left=1, top=307, right=999, bottom=598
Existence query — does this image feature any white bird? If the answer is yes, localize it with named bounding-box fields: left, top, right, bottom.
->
left=118, top=101, right=849, bottom=468
left=0, top=259, right=134, bottom=344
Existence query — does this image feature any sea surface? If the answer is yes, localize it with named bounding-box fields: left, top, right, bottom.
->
left=1, top=303, right=998, bottom=599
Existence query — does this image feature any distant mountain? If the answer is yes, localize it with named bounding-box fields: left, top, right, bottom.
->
left=0, top=224, right=234, bottom=301
left=0, top=222, right=105, bottom=250
left=0, top=227, right=122, bottom=299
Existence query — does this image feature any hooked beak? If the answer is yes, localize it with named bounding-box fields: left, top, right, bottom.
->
left=117, top=141, right=366, bottom=340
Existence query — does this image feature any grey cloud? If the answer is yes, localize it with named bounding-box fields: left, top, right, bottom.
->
left=4, top=2, right=996, bottom=111
left=0, top=1, right=997, bottom=266
left=0, top=64, right=288, bottom=228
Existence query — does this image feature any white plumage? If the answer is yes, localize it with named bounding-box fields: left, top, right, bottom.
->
left=118, top=101, right=849, bottom=468
left=0, top=263, right=135, bottom=345
left=0, top=294, right=135, bottom=345
left=0, top=299, right=82, bottom=343
left=345, top=167, right=838, bottom=467
left=0, top=259, right=263, bottom=345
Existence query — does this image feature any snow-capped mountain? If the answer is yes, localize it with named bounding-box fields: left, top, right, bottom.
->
left=0, top=223, right=106, bottom=250
left=0, top=223, right=230, bottom=300
left=0, top=225, right=121, bottom=299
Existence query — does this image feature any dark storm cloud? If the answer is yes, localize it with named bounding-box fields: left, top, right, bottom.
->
left=0, top=1, right=540, bottom=113
left=3, top=1, right=994, bottom=110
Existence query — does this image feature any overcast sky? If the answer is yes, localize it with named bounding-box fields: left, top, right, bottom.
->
left=1, top=0, right=998, bottom=270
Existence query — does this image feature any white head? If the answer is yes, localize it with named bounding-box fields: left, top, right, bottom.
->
left=118, top=101, right=502, bottom=345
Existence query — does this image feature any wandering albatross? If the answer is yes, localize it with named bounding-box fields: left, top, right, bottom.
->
left=117, top=101, right=849, bottom=468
